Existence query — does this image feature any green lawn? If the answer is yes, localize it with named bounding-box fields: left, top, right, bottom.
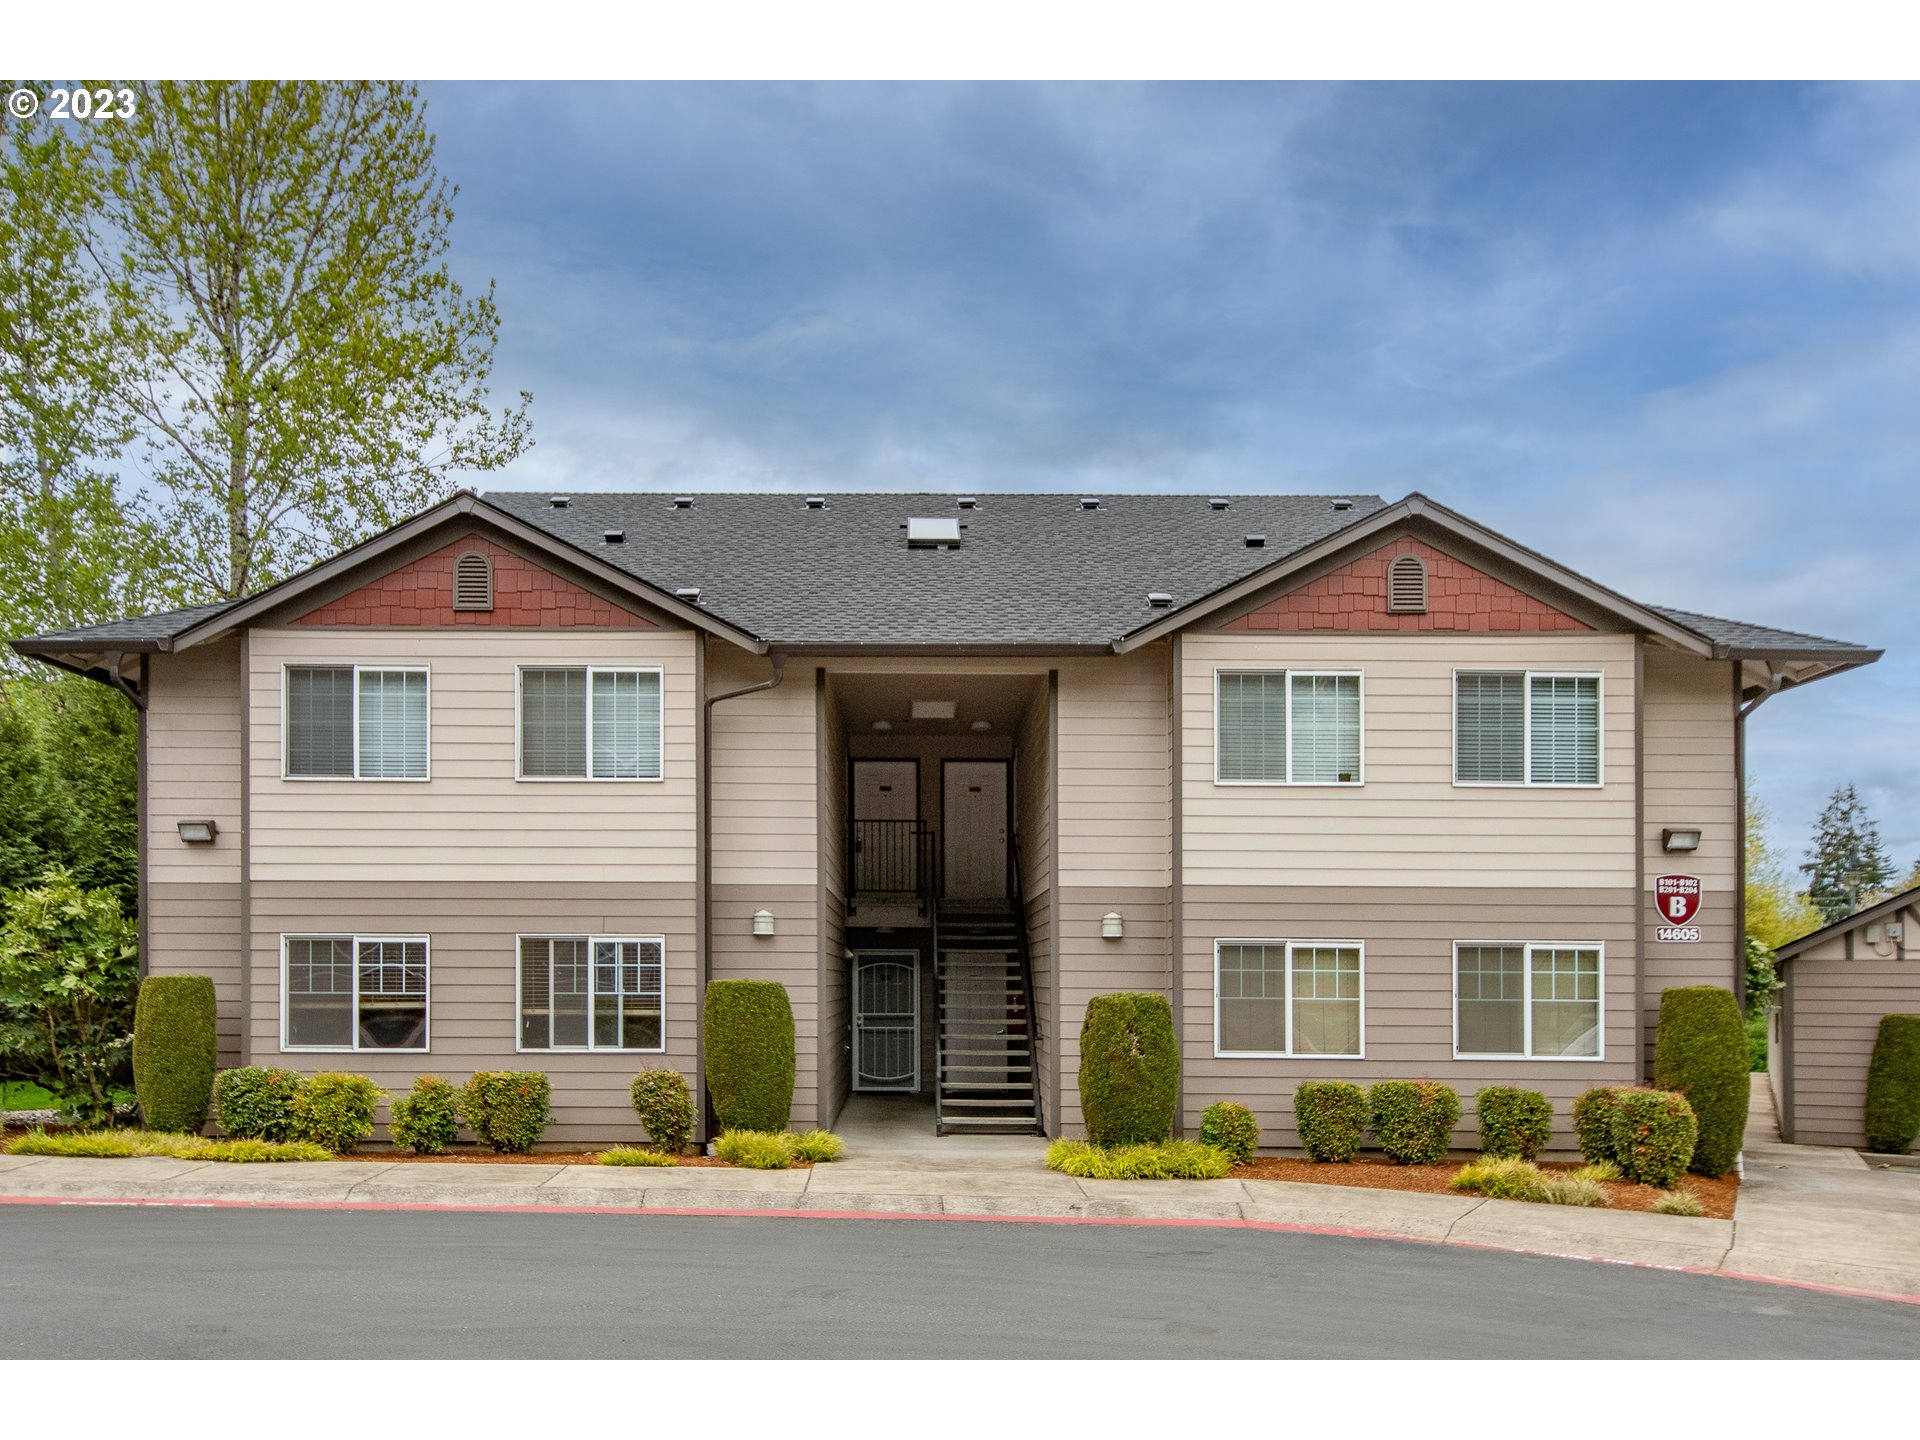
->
left=0, top=1081, right=55, bottom=1109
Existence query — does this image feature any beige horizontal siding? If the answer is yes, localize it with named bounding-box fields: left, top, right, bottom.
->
left=1057, top=648, right=1171, bottom=890
left=819, top=685, right=851, bottom=1127
left=244, top=880, right=697, bottom=1148
left=1180, top=632, right=1637, bottom=887
left=1017, top=677, right=1059, bottom=1128
left=148, top=881, right=244, bottom=1067
left=147, top=639, right=243, bottom=887
left=246, top=628, right=698, bottom=883
left=710, top=883, right=823, bottom=1128
left=1054, top=886, right=1173, bottom=1137
left=1784, top=934, right=1920, bottom=1149
left=710, top=651, right=816, bottom=888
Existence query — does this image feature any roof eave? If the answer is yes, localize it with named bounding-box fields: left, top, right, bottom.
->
left=1774, top=882, right=1920, bottom=963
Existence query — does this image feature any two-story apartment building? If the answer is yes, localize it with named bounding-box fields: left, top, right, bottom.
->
left=13, top=490, right=1879, bottom=1150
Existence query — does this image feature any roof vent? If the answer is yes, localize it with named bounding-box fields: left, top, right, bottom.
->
left=1208, top=498, right=1229, bottom=511
left=603, top=529, right=626, bottom=545
left=1244, top=533, right=1266, bottom=548
left=956, top=496, right=978, bottom=510
left=1331, top=497, right=1354, bottom=511
left=1146, top=591, right=1174, bottom=609
left=804, top=496, right=827, bottom=510
left=907, top=516, right=962, bottom=549
left=453, top=552, right=493, bottom=612
left=549, top=496, right=572, bottom=509
left=675, top=586, right=703, bottom=604
left=1079, top=497, right=1102, bottom=511
left=1387, top=554, right=1428, bottom=614
left=670, top=496, right=694, bottom=510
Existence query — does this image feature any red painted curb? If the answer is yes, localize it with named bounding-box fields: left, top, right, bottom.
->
left=3, top=1191, right=1917, bottom=1308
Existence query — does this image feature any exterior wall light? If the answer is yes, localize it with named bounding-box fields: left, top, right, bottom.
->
left=1661, top=828, right=1702, bottom=853
left=176, top=820, right=218, bottom=845
left=1102, top=912, right=1124, bottom=940
left=752, top=910, right=776, bottom=937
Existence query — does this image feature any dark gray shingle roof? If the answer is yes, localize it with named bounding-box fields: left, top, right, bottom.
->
left=1648, top=606, right=1877, bottom=656
left=13, top=600, right=242, bottom=650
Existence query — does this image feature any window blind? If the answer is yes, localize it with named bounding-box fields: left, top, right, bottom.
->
left=591, top=669, right=662, bottom=779
left=1289, top=944, right=1362, bottom=1055
left=1456, top=944, right=1525, bottom=1055
left=1529, top=675, right=1600, bottom=785
left=286, top=667, right=354, bottom=777
left=1289, top=673, right=1360, bottom=783
left=1530, top=946, right=1601, bottom=1056
left=521, top=669, right=588, bottom=776
left=1216, top=942, right=1288, bottom=1053
left=1217, top=672, right=1288, bottom=782
left=285, top=936, right=354, bottom=1047
left=1455, top=672, right=1524, bottom=783
left=357, top=670, right=428, bottom=779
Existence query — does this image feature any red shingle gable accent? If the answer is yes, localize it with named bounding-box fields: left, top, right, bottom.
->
left=293, top=537, right=653, bottom=628
left=1219, top=538, right=1591, bottom=633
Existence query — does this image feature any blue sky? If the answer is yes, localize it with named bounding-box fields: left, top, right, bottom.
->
left=424, top=80, right=1920, bottom=870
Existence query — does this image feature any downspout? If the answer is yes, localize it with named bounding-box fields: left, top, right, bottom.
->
left=699, top=652, right=785, bottom=1138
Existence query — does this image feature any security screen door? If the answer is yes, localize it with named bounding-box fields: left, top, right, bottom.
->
left=852, top=951, right=920, bottom=1092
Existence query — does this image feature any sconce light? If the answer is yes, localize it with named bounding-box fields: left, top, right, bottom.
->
left=1101, top=912, right=1124, bottom=940
left=176, top=820, right=218, bottom=845
left=1661, top=827, right=1702, bottom=854
left=752, top=910, right=775, bottom=938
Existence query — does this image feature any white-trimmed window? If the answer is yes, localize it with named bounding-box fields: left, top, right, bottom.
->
left=1214, top=940, right=1364, bottom=1057
left=1454, top=942, right=1603, bottom=1059
left=517, top=935, right=665, bottom=1051
left=1215, top=670, right=1363, bottom=785
left=282, top=934, right=429, bottom=1051
left=1454, top=670, right=1601, bottom=786
left=284, top=666, right=430, bottom=779
left=518, top=666, right=663, bottom=780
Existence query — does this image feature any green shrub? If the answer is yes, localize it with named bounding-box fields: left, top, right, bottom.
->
left=131, top=974, right=217, bottom=1133
left=1451, top=1156, right=1547, bottom=1201
left=460, top=1071, right=552, bottom=1154
left=1652, top=1186, right=1706, bottom=1217
left=714, top=1128, right=796, bottom=1169
left=4, top=1128, right=330, bottom=1162
left=389, top=1075, right=462, bottom=1155
left=1573, top=1087, right=1624, bottom=1164
left=704, top=981, right=796, bottom=1132
left=1293, top=1080, right=1368, bottom=1162
left=1045, top=1138, right=1234, bottom=1180
left=290, top=1072, right=384, bottom=1154
left=600, top=1146, right=678, bottom=1167
left=1474, top=1086, right=1553, bottom=1160
left=1609, top=1088, right=1698, bottom=1188
left=1198, top=1101, right=1259, bottom=1164
left=1654, top=986, right=1750, bottom=1176
left=197, top=1138, right=333, bottom=1163
left=1535, top=1174, right=1608, bottom=1207
left=1077, top=992, right=1180, bottom=1146
left=1571, top=1159, right=1622, bottom=1183
left=1864, top=1014, right=1920, bottom=1155
left=1369, top=1080, right=1461, bottom=1165
left=630, top=1067, right=696, bottom=1155
left=213, top=1066, right=307, bottom=1141
left=6, top=1127, right=137, bottom=1157
left=786, top=1129, right=845, bottom=1163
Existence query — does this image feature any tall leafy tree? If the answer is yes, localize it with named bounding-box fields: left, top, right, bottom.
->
left=1745, top=792, right=1821, bottom=950
left=89, top=81, right=532, bottom=599
left=1802, top=782, right=1891, bottom=924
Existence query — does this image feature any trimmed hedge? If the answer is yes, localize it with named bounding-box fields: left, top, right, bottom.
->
left=1573, top=1086, right=1624, bottom=1165
left=1045, top=1138, right=1234, bottom=1180
left=1369, top=1081, right=1461, bottom=1165
left=705, top=980, right=796, bottom=1133
left=213, top=1066, right=307, bottom=1142
left=290, top=1072, right=384, bottom=1154
left=1654, top=985, right=1750, bottom=1177
left=1609, top=1087, right=1697, bottom=1188
left=1199, top=1101, right=1259, bottom=1164
left=714, top=1129, right=796, bottom=1169
left=1864, top=1014, right=1920, bottom=1155
left=390, top=1075, right=462, bottom=1155
left=1077, top=992, right=1180, bottom=1146
left=1475, top=1086, right=1553, bottom=1161
left=1293, top=1080, right=1368, bottom=1162
left=461, top=1071, right=552, bottom=1154
left=132, top=975, right=218, bottom=1133
left=630, top=1067, right=695, bottom=1155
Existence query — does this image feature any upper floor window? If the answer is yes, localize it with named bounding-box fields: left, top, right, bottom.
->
left=1455, top=942, right=1602, bottom=1059
left=1216, top=670, right=1363, bottom=785
left=1454, top=670, right=1600, bottom=786
left=284, top=665, right=429, bottom=780
left=519, top=666, right=663, bottom=780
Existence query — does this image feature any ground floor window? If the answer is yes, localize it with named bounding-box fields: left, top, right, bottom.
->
left=517, top=935, right=664, bottom=1051
left=282, top=934, right=429, bottom=1051
left=1454, top=942, right=1603, bottom=1059
left=1214, top=940, right=1363, bottom=1057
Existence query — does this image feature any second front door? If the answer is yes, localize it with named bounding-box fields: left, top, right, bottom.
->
left=943, top=760, right=1008, bottom=901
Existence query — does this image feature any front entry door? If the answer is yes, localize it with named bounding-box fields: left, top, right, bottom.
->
left=943, top=761, right=1009, bottom=901
left=852, top=951, right=919, bottom=1092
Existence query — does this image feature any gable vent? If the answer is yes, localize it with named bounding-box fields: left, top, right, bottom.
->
left=1208, top=497, right=1229, bottom=511
left=1146, top=591, right=1174, bottom=609
left=604, top=529, right=626, bottom=545
left=452, top=551, right=493, bottom=611
left=1244, top=533, right=1266, bottom=548
left=804, top=496, right=827, bottom=510
left=549, top=495, right=572, bottom=509
left=1387, top=553, right=1428, bottom=614
left=670, top=496, right=694, bottom=510
left=1079, top=497, right=1102, bottom=511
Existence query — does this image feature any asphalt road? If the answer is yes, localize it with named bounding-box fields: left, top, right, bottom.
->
left=4, top=1205, right=1917, bottom=1359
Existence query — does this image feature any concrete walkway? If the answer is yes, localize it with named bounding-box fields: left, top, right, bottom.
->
left=4, top=1080, right=1916, bottom=1303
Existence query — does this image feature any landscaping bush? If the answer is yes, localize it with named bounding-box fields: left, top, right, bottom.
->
left=1572, top=1086, right=1624, bottom=1164
left=290, top=1072, right=384, bottom=1154
left=4, top=1128, right=330, bottom=1162
left=714, top=1129, right=796, bottom=1169
left=1535, top=1174, right=1608, bottom=1207
left=785, top=1129, right=845, bottom=1163
left=704, top=980, right=795, bottom=1133
left=1864, top=1014, right=1920, bottom=1155
left=460, top=1071, right=552, bottom=1154
left=1609, top=1088, right=1698, bottom=1189
left=600, top=1146, right=678, bottom=1167
left=389, top=1075, right=462, bottom=1155
left=1474, top=1086, right=1553, bottom=1161
left=1652, top=1186, right=1706, bottom=1217
left=1571, top=1159, right=1622, bottom=1184
left=630, top=1067, right=695, bottom=1155
left=1369, top=1080, right=1461, bottom=1165
left=1451, top=1155, right=1547, bottom=1201
left=213, top=1066, right=306, bottom=1141
left=1045, top=1138, right=1234, bottom=1180
left=1654, top=985, right=1750, bottom=1176
left=1077, top=992, right=1180, bottom=1146
left=1198, top=1101, right=1259, bottom=1164
left=1293, top=1080, right=1368, bottom=1162
left=131, top=973, right=217, bottom=1133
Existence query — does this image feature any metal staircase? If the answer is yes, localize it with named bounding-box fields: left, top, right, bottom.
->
left=935, top=905, right=1041, bottom=1134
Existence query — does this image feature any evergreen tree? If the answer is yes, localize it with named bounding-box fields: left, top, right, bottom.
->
left=1802, top=783, right=1892, bottom=924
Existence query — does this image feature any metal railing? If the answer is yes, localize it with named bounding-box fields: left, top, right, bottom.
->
left=850, top=819, right=935, bottom=913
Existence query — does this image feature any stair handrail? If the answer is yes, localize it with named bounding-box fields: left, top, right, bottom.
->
left=929, top=829, right=945, bottom=1134
left=1008, top=828, right=1043, bottom=1135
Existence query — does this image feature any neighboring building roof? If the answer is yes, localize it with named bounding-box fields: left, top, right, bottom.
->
left=17, top=600, right=242, bottom=649
left=1647, top=607, right=1878, bottom=660
left=1772, top=883, right=1920, bottom=964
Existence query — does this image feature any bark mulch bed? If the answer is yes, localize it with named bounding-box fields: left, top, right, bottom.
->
left=1231, top=1154, right=1737, bottom=1220
left=334, top=1150, right=786, bottom=1168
